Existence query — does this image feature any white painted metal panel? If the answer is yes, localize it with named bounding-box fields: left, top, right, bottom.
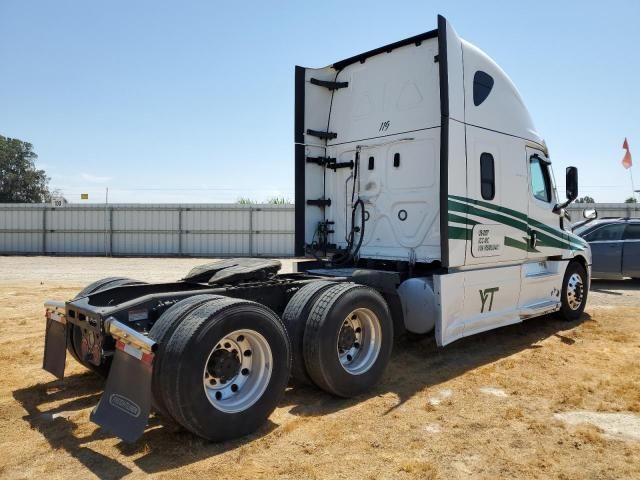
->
left=0, top=205, right=44, bottom=253
left=327, top=38, right=440, bottom=145
left=0, top=203, right=294, bottom=256
left=47, top=233, right=106, bottom=254
left=113, top=208, right=179, bottom=231
left=112, top=233, right=178, bottom=255
left=48, top=208, right=107, bottom=231
left=253, top=234, right=295, bottom=257
left=0, top=206, right=42, bottom=230
left=182, top=233, right=250, bottom=256
left=0, top=232, right=42, bottom=253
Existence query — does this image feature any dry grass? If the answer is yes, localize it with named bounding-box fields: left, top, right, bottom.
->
left=398, top=460, right=439, bottom=479
left=0, top=257, right=639, bottom=479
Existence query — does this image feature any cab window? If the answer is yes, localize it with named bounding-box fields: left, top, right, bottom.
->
left=623, top=223, right=640, bottom=240
left=584, top=224, right=625, bottom=242
left=480, top=153, right=495, bottom=200
left=530, top=156, right=552, bottom=202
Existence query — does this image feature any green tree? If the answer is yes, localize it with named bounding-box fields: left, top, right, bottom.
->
left=624, top=196, right=638, bottom=204
left=575, top=196, right=595, bottom=203
left=265, top=196, right=292, bottom=205
left=0, top=135, right=51, bottom=202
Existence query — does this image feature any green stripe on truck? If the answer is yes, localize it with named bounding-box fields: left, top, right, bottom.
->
left=447, top=195, right=586, bottom=251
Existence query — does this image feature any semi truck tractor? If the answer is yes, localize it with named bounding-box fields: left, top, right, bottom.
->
left=42, top=15, right=592, bottom=443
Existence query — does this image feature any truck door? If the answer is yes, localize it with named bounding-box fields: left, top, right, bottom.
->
left=526, top=147, right=563, bottom=260
left=519, top=146, right=568, bottom=310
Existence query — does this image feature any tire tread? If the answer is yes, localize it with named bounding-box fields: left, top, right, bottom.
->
left=148, top=294, right=224, bottom=420
left=282, top=281, right=336, bottom=383
left=302, top=283, right=362, bottom=393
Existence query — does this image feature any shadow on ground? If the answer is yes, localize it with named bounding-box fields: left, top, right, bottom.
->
left=285, top=313, right=589, bottom=417
left=13, top=312, right=587, bottom=478
left=591, top=278, right=640, bottom=296
left=13, top=372, right=276, bottom=478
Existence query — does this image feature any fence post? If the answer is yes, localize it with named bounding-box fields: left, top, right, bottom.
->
left=178, top=207, right=183, bottom=256
left=248, top=205, right=253, bottom=257
left=42, top=206, right=47, bottom=254
left=108, top=207, right=113, bottom=256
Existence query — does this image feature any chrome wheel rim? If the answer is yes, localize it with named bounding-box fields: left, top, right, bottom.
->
left=566, top=272, right=584, bottom=310
left=337, top=308, right=382, bottom=375
left=202, top=329, right=272, bottom=413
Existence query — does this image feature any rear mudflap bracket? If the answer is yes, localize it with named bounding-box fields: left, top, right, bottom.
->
left=90, top=318, right=157, bottom=443
left=45, top=300, right=67, bottom=325
left=106, top=317, right=157, bottom=360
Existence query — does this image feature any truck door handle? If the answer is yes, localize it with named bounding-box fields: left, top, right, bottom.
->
left=530, top=231, right=537, bottom=249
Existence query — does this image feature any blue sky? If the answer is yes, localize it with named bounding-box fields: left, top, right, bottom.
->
left=1, top=0, right=638, bottom=203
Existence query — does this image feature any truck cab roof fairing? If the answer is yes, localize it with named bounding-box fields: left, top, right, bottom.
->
left=461, top=40, right=543, bottom=145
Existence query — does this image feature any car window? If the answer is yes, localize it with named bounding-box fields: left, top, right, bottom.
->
left=583, top=224, right=625, bottom=242
left=530, top=156, right=551, bottom=202
left=623, top=224, right=640, bottom=240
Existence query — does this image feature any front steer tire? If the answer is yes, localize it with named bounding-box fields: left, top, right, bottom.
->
left=303, top=283, right=393, bottom=398
left=558, top=261, right=588, bottom=321
left=157, top=297, right=291, bottom=441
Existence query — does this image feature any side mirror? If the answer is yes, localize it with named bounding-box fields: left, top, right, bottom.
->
left=554, top=166, right=579, bottom=214
left=565, top=166, right=578, bottom=201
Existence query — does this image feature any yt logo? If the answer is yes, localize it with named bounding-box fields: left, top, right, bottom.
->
left=479, top=287, right=499, bottom=313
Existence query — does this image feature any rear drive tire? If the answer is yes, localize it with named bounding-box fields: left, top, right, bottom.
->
left=303, top=283, right=393, bottom=398
left=68, top=277, right=146, bottom=375
left=148, top=294, right=225, bottom=421
left=159, top=298, right=291, bottom=441
left=282, top=281, right=337, bottom=384
left=558, top=261, right=588, bottom=321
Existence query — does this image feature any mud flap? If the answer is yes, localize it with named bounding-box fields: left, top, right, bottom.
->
left=43, top=318, right=67, bottom=379
left=90, top=341, right=154, bottom=443
left=43, top=301, right=68, bottom=379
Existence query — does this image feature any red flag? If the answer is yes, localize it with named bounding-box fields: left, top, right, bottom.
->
left=622, top=138, right=633, bottom=169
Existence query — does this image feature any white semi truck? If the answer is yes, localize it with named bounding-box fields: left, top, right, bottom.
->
left=43, top=15, right=593, bottom=443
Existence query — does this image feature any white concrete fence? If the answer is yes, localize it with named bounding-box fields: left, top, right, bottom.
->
left=0, top=202, right=636, bottom=257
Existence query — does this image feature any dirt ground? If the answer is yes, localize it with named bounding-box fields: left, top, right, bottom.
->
left=0, top=256, right=639, bottom=479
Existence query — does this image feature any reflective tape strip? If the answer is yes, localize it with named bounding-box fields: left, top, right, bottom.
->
left=45, top=309, right=66, bottom=324
left=115, top=339, right=154, bottom=365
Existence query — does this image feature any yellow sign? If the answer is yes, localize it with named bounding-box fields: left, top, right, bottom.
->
left=80, top=193, right=89, bottom=200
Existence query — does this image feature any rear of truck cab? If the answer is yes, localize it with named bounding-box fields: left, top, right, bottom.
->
left=295, top=16, right=590, bottom=346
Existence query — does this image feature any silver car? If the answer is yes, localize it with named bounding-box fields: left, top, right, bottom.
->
left=576, top=218, right=640, bottom=279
